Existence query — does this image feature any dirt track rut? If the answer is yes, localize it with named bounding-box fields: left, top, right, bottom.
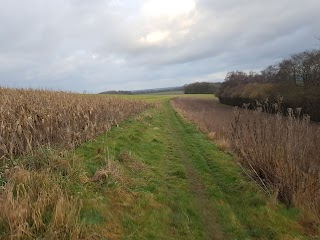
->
left=166, top=103, right=225, bottom=240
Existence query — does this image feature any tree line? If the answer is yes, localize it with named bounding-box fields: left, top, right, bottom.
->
left=184, top=82, right=221, bottom=94
left=217, top=49, right=320, bottom=121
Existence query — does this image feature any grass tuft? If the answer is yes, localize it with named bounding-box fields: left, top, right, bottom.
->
left=0, top=169, right=83, bottom=239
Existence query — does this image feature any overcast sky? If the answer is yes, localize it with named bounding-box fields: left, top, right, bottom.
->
left=0, top=0, right=319, bottom=92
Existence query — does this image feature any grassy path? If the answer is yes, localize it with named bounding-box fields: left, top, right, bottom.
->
left=165, top=101, right=225, bottom=239
left=76, top=97, right=309, bottom=239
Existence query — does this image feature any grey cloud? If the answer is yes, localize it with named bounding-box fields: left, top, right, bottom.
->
left=0, top=0, right=320, bottom=92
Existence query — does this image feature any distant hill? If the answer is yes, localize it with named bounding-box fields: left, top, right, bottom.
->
left=99, top=90, right=133, bottom=95
left=99, top=83, right=222, bottom=95
left=133, top=86, right=184, bottom=94
left=100, top=86, right=183, bottom=95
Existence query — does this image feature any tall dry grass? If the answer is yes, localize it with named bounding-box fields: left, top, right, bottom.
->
left=171, top=97, right=320, bottom=226
left=0, top=88, right=150, bottom=159
left=0, top=147, right=144, bottom=239
left=0, top=148, right=90, bottom=239
left=171, top=98, right=234, bottom=149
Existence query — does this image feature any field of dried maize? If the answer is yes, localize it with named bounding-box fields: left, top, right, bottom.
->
left=0, top=88, right=151, bottom=159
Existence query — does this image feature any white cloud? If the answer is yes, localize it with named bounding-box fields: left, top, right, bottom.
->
left=141, top=0, right=196, bottom=19
left=140, top=31, right=170, bottom=45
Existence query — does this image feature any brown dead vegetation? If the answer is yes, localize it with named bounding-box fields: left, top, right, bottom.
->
left=0, top=88, right=151, bottom=159
left=0, top=146, right=141, bottom=239
left=0, top=168, right=83, bottom=239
